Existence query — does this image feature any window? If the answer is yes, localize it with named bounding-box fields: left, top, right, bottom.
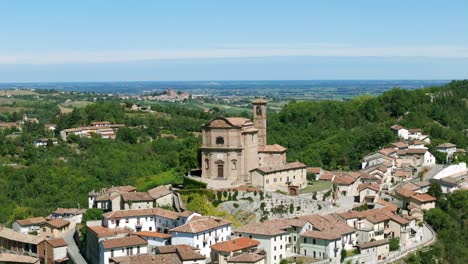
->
left=274, top=246, right=276, bottom=250
left=313, top=239, right=316, bottom=244
left=303, top=237, right=307, bottom=243
left=266, top=180, right=269, bottom=184
left=205, top=159, right=209, bottom=170
left=111, top=250, right=114, bottom=257
left=216, top=137, right=224, bottom=145
left=125, top=218, right=129, bottom=223
left=280, top=245, right=282, bottom=249
left=231, top=159, right=237, bottom=170
left=149, top=227, right=152, bottom=231
left=274, top=178, right=277, bottom=182
left=137, top=246, right=140, bottom=254
left=43, top=228, right=46, bottom=232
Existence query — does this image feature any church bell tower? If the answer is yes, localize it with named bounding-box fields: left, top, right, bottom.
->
left=253, top=99, right=267, bottom=147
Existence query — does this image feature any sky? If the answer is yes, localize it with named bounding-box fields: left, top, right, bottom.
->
left=1, top=0, right=468, bottom=82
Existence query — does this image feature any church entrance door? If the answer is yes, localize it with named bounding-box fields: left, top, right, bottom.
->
left=217, top=164, right=224, bottom=178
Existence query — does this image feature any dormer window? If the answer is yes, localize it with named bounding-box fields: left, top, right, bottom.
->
left=216, top=137, right=224, bottom=145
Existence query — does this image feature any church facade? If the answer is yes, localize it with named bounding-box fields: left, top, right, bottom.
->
left=200, top=100, right=307, bottom=190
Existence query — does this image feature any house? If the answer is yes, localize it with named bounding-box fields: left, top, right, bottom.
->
left=357, top=239, right=390, bottom=262
left=210, top=237, right=260, bottom=264
left=43, top=238, right=69, bottom=263
left=148, top=185, right=173, bottom=207
left=100, top=236, right=148, bottom=264
left=390, top=125, right=409, bottom=140
left=0, top=253, right=40, bottom=264
left=408, top=193, right=436, bottom=210
left=39, top=219, right=70, bottom=238
left=121, top=192, right=154, bottom=210
left=88, top=185, right=136, bottom=211
left=12, top=217, right=47, bottom=234
left=408, top=140, right=426, bottom=149
left=436, top=143, right=457, bottom=159
left=250, top=162, right=307, bottom=193
left=60, top=123, right=124, bottom=141
left=401, top=149, right=436, bottom=166
left=396, top=184, right=436, bottom=210
left=102, top=208, right=199, bottom=233
left=338, top=209, right=389, bottom=244
left=135, top=231, right=171, bottom=248
left=227, top=253, right=266, bottom=264
left=170, top=216, right=232, bottom=258
left=33, top=138, right=58, bottom=147
left=51, top=208, right=86, bottom=225
left=389, top=142, right=408, bottom=150
left=306, top=167, right=323, bottom=180
left=391, top=168, right=412, bottom=184
left=85, top=225, right=133, bottom=264
left=235, top=218, right=313, bottom=264
left=300, top=231, right=342, bottom=263
left=0, top=226, right=44, bottom=258
left=333, top=172, right=361, bottom=197
left=358, top=183, right=380, bottom=204
left=156, top=244, right=207, bottom=264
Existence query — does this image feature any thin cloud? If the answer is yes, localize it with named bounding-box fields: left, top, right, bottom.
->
left=1, top=45, right=468, bottom=64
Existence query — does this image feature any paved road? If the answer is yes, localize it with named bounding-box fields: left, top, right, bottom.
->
left=63, top=226, right=88, bottom=264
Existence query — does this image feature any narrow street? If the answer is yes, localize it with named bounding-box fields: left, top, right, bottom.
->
left=63, top=226, right=87, bottom=264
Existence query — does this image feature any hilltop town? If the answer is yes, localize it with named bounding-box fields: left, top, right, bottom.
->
left=0, top=81, right=467, bottom=264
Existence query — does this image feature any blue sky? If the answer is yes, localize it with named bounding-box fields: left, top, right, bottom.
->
left=1, top=0, right=467, bottom=82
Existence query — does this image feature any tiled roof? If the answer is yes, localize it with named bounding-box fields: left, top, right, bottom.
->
left=408, top=128, right=422, bottom=132
left=170, top=216, right=231, bottom=234
left=319, top=172, right=335, bottom=181
left=226, top=117, right=251, bottom=127
left=135, top=231, right=171, bottom=239
left=156, top=244, right=205, bottom=260
left=147, top=185, right=172, bottom=199
left=0, top=253, right=39, bottom=264
left=235, top=218, right=307, bottom=236
left=228, top=253, right=265, bottom=263
left=121, top=192, right=153, bottom=202
left=253, top=161, right=306, bottom=174
left=390, top=142, right=408, bottom=149
left=210, top=237, right=260, bottom=252
left=46, top=238, right=67, bottom=248
left=257, top=144, right=287, bottom=153
left=307, top=167, right=322, bottom=174
left=374, top=199, right=398, bottom=212
left=297, top=214, right=355, bottom=236
left=103, top=208, right=181, bottom=220
left=0, top=226, right=44, bottom=244
left=15, top=216, right=47, bottom=226
left=87, top=226, right=132, bottom=238
left=410, top=193, right=436, bottom=203
left=360, top=209, right=390, bottom=223
left=44, top=219, right=70, bottom=229
left=111, top=254, right=182, bottom=264
left=102, top=235, right=147, bottom=249
left=53, top=208, right=86, bottom=215
left=358, top=183, right=380, bottom=192
left=108, top=185, right=137, bottom=193
left=302, top=230, right=341, bottom=240
left=405, top=149, right=427, bottom=155
left=334, top=175, right=357, bottom=185
left=379, top=209, right=409, bottom=225
left=379, top=148, right=397, bottom=156
left=437, top=143, right=456, bottom=148
left=357, top=239, right=389, bottom=249
left=390, top=125, right=404, bottom=131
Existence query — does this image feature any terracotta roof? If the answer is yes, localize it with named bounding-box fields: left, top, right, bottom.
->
left=410, top=193, right=436, bottom=203
left=357, top=239, right=389, bottom=249
left=390, top=125, right=404, bottom=131
left=46, top=238, right=67, bottom=248
left=87, top=226, right=131, bottom=238
left=91, top=121, right=110, bottom=125
left=210, top=237, right=260, bottom=252
left=307, top=167, right=322, bottom=174
left=235, top=218, right=307, bottom=236
left=135, top=231, right=171, bottom=239
left=226, top=117, right=251, bottom=127
left=228, top=253, right=265, bottom=263
left=108, top=185, right=137, bottom=193
left=358, top=183, right=380, bottom=192
left=15, top=216, right=47, bottom=226
left=53, top=208, right=86, bottom=215
left=334, top=175, right=357, bottom=185
left=0, top=253, right=39, bottom=264
left=390, top=142, right=408, bottom=149
left=0, top=227, right=44, bottom=244
left=319, top=172, right=335, bottom=181
left=103, top=208, right=181, bottom=220
left=156, top=244, right=205, bottom=260
left=170, top=216, right=231, bottom=234
left=302, top=230, right=341, bottom=240
left=337, top=211, right=361, bottom=219
left=178, top=210, right=196, bottom=218
left=393, top=170, right=412, bottom=178
left=360, top=209, right=390, bottom=223
left=437, top=143, right=456, bottom=148
left=297, top=214, right=355, bottom=236
left=379, top=209, right=409, bottom=225
left=405, top=149, right=427, bottom=155
left=408, top=128, right=422, bottom=132
left=379, top=148, right=397, bottom=156
left=121, top=192, right=153, bottom=202
left=375, top=199, right=398, bottom=212
left=257, top=144, right=287, bottom=153
left=43, top=219, right=70, bottom=229
left=147, top=185, right=172, bottom=199
left=111, top=254, right=182, bottom=264
left=102, top=235, right=147, bottom=249
left=253, top=161, right=306, bottom=174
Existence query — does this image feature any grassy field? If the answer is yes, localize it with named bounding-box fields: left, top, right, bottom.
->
left=134, top=170, right=182, bottom=191
left=0, top=106, right=28, bottom=113
left=0, top=90, right=38, bottom=96
left=300, top=181, right=333, bottom=194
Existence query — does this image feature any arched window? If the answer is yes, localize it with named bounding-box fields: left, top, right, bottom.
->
left=256, top=106, right=262, bottom=115
left=216, top=136, right=224, bottom=145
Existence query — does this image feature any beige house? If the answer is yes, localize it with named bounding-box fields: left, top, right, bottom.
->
left=40, top=219, right=70, bottom=238
left=250, top=162, right=307, bottom=192
left=148, top=185, right=173, bottom=207
left=210, top=237, right=260, bottom=264
left=121, top=192, right=154, bottom=210
left=357, top=239, right=390, bottom=262
left=201, top=100, right=305, bottom=191
left=358, top=183, right=380, bottom=204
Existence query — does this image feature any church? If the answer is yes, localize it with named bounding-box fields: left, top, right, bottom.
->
left=200, top=99, right=307, bottom=191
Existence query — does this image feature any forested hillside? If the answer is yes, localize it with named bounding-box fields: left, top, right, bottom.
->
left=268, top=80, right=468, bottom=170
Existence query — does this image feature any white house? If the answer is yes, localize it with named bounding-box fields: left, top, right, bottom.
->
left=357, top=239, right=390, bottom=262
left=100, top=236, right=148, bottom=264
left=44, top=238, right=69, bottom=263
left=12, top=217, right=47, bottom=234
left=170, top=216, right=232, bottom=258
left=88, top=185, right=136, bottom=211
left=51, top=208, right=86, bottom=225
left=135, top=231, right=171, bottom=248
left=390, top=125, right=409, bottom=140
left=436, top=143, right=457, bottom=160
left=102, top=208, right=199, bottom=233
left=300, top=231, right=342, bottom=263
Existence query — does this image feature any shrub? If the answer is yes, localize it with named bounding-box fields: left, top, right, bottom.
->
left=183, top=177, right=207, bottom=189
left=233, top=203, right=239, bottom=208
left=389, top=238, right=400, bottom=251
